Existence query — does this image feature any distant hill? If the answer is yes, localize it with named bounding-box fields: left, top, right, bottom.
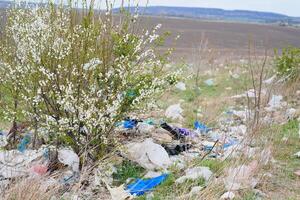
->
left=115, top=6, right=300, bottom=25
left=0, top=1, right=300, bottom=25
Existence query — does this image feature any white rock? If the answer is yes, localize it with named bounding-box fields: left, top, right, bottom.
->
left=58, top=149, right=80, bottom=172
left=175, top=82, right=186, bottom=91
left=126, top=139, right=171, bottom=170
left=220, top=191, right=235, bottom=199
left=165, top=104, right=183, bottom=120
left=175, top=167, right=213, bottom=184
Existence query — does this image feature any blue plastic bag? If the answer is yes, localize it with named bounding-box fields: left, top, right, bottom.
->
left=126, top=174, right=169, bottom=196
left=194, top=121, right=211, bottom=133
left=17, top=134, right=31, bottom=153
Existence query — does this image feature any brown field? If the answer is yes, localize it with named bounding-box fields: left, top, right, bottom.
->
left=139, top=16, right=300, bottom=62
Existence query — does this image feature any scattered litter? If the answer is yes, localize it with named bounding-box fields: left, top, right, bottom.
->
left=17, top=134, right=31, bottom=153
left=176, top=167, right=213, bottom=183
left=151, top=130, right=173, bottom=143
left=220, top=191, right=235, bottom=199
left=144, top=171, right=162, bottom=179
left=126, top=139, right=171, bottom=170
left=294, top=151, right=300, bottom=158
left=294, top=170, right=300, bottom=177
left=175, top=82, right=186, bottom=91
left=165, top=104, right=183, bottom=120
left=162, top=144, right=192, bottom=156
left=194, top=121, right=211, bottom=133
left=204, top=79, right=215, bottom=86
left=124, top=119, right=138, bottom=129
left=30, top=164, right=48, bottom=176
left=229, top=125, right=247, bottom=135
left=0, top=149, right=44, bottom=178
left=58, top=149, right=80, bottom=172
left=263, top=75, right=276, bottom=84
left=0, top=134, right=7, bottom=148
left=60, top=170, right=79, bottom=185
left=161, top=122, right=195, bottom=139
left=285, top=108, right=297, bottom=120
left=266, top=95, right=286, bottom=111
left=188, top=186, right=203, bottom=196
left=107, top=184, right=132, bottom=200
left=224, top=161, right=258, bottom=191
left=137, top=123, right=155, bottom=135
left=126, top=174, right=168, bottom=196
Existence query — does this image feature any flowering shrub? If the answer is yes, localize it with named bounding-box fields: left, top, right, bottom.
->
left=275, top=47, right=300, bottom=81
left=0, top=2, right=180, bottom=158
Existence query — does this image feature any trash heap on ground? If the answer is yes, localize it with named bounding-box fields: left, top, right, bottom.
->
left=0, top=79, right=299, bottom=200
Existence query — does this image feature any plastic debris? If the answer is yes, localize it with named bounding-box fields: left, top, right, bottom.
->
left=0, top=149, right=44, bottom=178
left=294, top=151, right=300, bottom=158
left=162, top=144, right=192, bottom=156
left=263, top=75, right=276, bottom=84
left=0, top=134, right=7, bottom=148
left=151, top=130, right=173, bottom=143
left=165, top=104, right=183, bottom=120
left=175, top=82, right=186, bottom=91
left=126, top=139, right=171, bottom=170
left=285, top=108, right=297, bottom=120
left=269, top=95, right=283, bottom=107
left=124, top=119, right=138, bottom=129
left=107, top=184, right=132, bottom=200
left=204, top=79, right=215, bottom=86
left=30, top=164, right=48, bottom=176
left=161, top=122, right=195, bottom=139
left=189, top=186, right=203, bottom=196
left=126, top=174, right=168, bottom=196
left=220, top=191, right=235, bottom=199
left=58, top=149, right=80, bottom=172
left=224, top=161, right=258, bottom=191
left=175, top=167, right=213, bottom=183
left=194, top=121, right=211, bottom=133
left=17, top=134, right=31, bottom=153
left=137, top=123, right=155, bottom=135
left=144, top=171, right=162, bottom=179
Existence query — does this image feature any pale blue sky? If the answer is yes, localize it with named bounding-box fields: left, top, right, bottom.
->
left=108, top=0, right=300, bottom=17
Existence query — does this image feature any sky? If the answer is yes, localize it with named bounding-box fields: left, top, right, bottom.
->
left=107, top=0, right=300, bottom=17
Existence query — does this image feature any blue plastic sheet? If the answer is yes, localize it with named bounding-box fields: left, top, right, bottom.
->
left=194, top=121, right=211, bottom=133
left=126, top=174, right=169, bottom=196
left=123, top=120, right=138, bottom=129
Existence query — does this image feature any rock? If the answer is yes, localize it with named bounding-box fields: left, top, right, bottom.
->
left=58, top=149, right=80, bottom=172
left=224, top=161, right=258, bottom=191
left=165, top=104, right=183, bottom=120
left=189, top=186, right=203, bottom=196
left=175, top=167, right=213, bottom=184
left=175, top=82, right=186, bottom=91
left=126, top=138, right=172, bottom=170
left=220, top=191, right=235, bottom=199
left=151, top=129, right=173, bottom=143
